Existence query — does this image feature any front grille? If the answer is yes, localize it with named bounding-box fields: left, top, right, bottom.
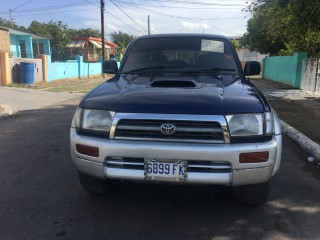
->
left=105, top=157, right=231, bottom=173
left=114, top=119, right=224, bottom=143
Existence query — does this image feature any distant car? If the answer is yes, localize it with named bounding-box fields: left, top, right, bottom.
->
left=70, top=34, right=282, bottom=205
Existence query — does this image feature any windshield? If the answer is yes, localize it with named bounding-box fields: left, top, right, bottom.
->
left=121, top=37, right=239, bottom=75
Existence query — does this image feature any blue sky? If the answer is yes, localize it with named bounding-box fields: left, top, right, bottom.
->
left=0, top=0, right=251, bottom=40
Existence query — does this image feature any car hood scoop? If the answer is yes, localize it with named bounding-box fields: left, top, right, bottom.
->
left=150, top=78, right=198, bottom=88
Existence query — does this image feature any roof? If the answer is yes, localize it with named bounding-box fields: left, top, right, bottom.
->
left=0, top=26, right=50, bottom=40
left=66, top=40, right=86, bottom=48
left=0, top=26, right=9, bottom=32
left=71, top=36, right=117, bottom=48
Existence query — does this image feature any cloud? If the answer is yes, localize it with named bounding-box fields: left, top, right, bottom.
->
left=181, top=21, right=211, bottom=31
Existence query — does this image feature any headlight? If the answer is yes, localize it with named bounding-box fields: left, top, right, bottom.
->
left=226, top=114, right=263, bottom=136
left=79, top=109, right=115, bottom=132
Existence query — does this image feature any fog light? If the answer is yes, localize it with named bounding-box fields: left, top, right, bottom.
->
left=76, top=144, right=99, bottom=157
left=239, top=152, right=269, bottom=163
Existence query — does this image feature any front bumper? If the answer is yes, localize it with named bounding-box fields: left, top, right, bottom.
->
left=70, top=128, right=282, bottom=187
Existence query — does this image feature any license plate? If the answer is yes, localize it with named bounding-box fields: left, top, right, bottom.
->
left=144, top=158, right=187, bottom=182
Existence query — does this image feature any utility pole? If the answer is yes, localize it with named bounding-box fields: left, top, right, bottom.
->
left=9, top=9, right=13, bottom=27
left=100, top=0, right=105, bottom=61
left=148, top=15, right=150, bottom=35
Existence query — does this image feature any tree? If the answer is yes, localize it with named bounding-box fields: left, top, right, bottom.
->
left=110, top=31, right=135, bottom=61
left=68, top=28, right=101, bottom=38
left=28, top=20, right=70, bottom=61
left=110, top=31, right=134, bottom=50
left=231, top=39, right=240, bottom=49
left=242, top=0, right=320, bottom=57
left=0, top=17, right=26, bottom=31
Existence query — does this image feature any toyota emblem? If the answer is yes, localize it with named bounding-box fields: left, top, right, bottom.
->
left=160, top=123, right=176, bottom=135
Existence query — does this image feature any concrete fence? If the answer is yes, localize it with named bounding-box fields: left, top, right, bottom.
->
left=262, top=52, right=308, bottom=88
left=0, top=53, right=103, bottom=85
left=47, top=55, right=102, bottom=82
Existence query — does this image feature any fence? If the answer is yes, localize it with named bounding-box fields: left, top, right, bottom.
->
left=300, top=59, right=320, bottom=93
left=9, top=58, right=43, bottom=84
left=262, top=52, right=308, bottom=88
left=47, top=55, right=102, bottom=82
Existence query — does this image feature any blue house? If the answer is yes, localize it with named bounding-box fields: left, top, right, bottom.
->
left=4, top=27, right=51, bottom=59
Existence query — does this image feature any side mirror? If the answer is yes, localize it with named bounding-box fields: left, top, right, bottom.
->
left=102, top=60, right=118, bottom=74
left=244, top=61, right=261, bottom=76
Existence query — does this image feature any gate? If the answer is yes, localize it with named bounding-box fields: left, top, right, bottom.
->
left=9, top=58, right=43, bottom=84
left=301, top=59, right=320, bottom=93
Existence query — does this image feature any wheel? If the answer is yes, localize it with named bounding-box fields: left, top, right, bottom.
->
left=233, top=180, right=271, bottom=206
left=78, top=171, right=109, bottom=195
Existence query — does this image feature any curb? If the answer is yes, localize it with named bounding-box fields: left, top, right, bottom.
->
left=280, top=120, right=320, bottom=160
left=0, top=104, right=13, bottom=119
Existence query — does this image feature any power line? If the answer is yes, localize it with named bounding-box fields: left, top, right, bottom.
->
left=113, top=0, right=246, bottom=11
left=105, top=9, right=143, bottom=34
left=109, top=0, right=147, bottom=32
left=0, top=1, right=100, bottom=14
left=6, top=7, right=98, bottom=18
left=82, top=0, right=100, bottom=8
left=141, top=0, right=248, bottom=7
left=114, top=1, right=247, bottom=21
left=114, top=2, right=242, bottom=35
left=81, top=0, right=143, bottom=34
left=12, top=0, right=35, bottom=11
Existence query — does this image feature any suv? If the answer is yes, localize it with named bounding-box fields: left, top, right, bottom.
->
left=70, top=34, right=282, bottom=205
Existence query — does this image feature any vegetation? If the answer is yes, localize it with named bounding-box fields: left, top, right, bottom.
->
left=241, top=0, right=320, bottom=57
left=110, top=31, right=135, bottom=60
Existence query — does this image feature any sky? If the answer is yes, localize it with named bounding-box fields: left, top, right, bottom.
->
left=0, top=0, right=251, bottom=40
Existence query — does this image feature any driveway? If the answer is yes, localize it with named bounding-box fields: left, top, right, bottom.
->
left=0, top=87, right=82, bottom=113
left=0, top=98, right=319, bottom=240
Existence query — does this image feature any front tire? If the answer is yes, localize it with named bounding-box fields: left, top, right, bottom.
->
left=233, top=180, right=271, bottom=205
left=78, top=171, right=108, bottom=195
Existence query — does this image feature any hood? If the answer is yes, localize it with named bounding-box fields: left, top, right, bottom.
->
left=81, top=75, right=268, bottom=115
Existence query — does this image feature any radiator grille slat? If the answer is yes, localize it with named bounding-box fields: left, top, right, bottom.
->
left=114, top=119, right=224, bottom=143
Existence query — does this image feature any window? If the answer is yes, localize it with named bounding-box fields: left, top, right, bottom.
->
left=19, top=41, right=26, bottom=58
left=32, top=43, right=44, bottom=56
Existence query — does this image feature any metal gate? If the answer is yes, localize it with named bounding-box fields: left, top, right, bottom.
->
left=301, top=59, right=320, bottom=93
left=9, top=58, right=43, bottom=84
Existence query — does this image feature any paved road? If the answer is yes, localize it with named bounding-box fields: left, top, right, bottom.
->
left=0, top=98, right=319, bottom=240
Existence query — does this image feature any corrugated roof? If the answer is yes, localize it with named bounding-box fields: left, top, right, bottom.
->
left=89, top=40, right=111, bottom=49
left=66, top=40, right=85, bottom=48
left=1, top=26, right=50, bottom=39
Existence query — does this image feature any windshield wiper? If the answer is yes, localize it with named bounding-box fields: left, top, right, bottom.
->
left=180, top=68, right=236, bottom=75
left=123, top=65, right=185, bottom=74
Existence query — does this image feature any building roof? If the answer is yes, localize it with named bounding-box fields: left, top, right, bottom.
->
left=71, top=36, right=117, bottom=48
left=0, top=26, right=50, bottom=40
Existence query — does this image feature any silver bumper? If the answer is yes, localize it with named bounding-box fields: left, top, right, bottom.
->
left=70, top=128, right=282, bottom=187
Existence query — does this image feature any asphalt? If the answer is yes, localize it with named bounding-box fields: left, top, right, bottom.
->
left=1, top=79, right=320, bottom=160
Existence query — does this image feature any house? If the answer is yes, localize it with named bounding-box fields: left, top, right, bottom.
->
left=66, top=36, right=117, bottom=62
left=0, top=26, right=50, bottom=59
left=0, top=27, right=10, bottom=53
left=228, top=36, right=267, bottom=68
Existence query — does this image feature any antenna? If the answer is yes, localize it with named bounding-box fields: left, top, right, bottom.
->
left=148, top=15, right=150, bottom=35
left=9, top=0, right=35, bottom=26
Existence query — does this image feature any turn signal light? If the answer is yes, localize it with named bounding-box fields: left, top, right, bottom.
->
left=239, top=152, right=269, bottom=163
left=76, top=144, right=99, bottom=157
